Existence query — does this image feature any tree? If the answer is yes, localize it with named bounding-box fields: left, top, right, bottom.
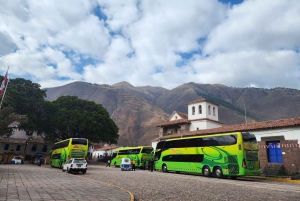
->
left=44, top=96, right=119, bottom=143
left=0, top=106, right=28, bottom=137
left=3, top=78, right=47, bottom=136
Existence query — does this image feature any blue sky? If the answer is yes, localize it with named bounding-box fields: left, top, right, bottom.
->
left=0, top=0, right=299, bottom=90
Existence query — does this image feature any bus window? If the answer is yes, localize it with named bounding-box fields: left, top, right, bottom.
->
left=242, top=132, right=257, bottom=143
left=128, top=148, right=141, bottom=154
left=72, top=138, right=88, bottom=145
left=141, top=148, right=153, bottom=154
left=111, top=152, right=118, bottom=159
left=164, top=141, right=174, bottom=149
left=215, top=135, right=237, bottom=146
left=118, top=150, right=128, bottom=155
left=52, top=154, right=61, bottom=159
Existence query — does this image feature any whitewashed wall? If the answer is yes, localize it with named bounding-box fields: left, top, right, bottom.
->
left=188, top=102, right=219, bottom=122
left=189, top=120, right=221, bottom=131
left=251, top=127, right=300, bottom=143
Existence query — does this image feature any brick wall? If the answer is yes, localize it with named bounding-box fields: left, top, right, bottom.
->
left=258, top=137, right=300, bottom=176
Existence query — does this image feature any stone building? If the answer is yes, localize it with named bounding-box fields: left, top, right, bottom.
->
left=0, top=132, right=53, bottom=163
left=0, top=137, right=26, bottom=163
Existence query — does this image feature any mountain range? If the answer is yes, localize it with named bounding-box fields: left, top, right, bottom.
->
left=45, top=81, right=300, bottom=146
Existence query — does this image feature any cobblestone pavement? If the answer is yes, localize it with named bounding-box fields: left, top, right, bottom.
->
left=0, top=164, right=134, bottom=201
left=1, top=163, right=300, bottom=201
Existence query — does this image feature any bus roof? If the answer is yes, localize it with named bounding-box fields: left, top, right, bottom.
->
left=162, top=131, right=242, bottom=142
left=114, top=146, right=153, bottom=151
left=54, top=138, right=88, bottom=144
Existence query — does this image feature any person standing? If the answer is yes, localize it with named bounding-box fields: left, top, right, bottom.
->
left=131, top=160, right=136, bottom=171
left=150, top=159, right=154, bottom=172
left=106, top=159, right=111, bottom=167
left=143, top=160, right=146, bottom=170
left=38, top=156, right=42, bottom=166
left=148, top=160, right=151, bottom=171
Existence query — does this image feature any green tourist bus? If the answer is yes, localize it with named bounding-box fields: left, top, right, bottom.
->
left=111, top=146, right=154, bottom=169
left=154, top=132, right=260, bottom=179
left=50, top=138, right=89, bottom=168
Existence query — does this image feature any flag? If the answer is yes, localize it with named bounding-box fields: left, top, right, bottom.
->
left=0, top=71, right=8, bottom=98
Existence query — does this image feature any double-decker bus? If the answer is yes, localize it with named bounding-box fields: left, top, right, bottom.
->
left=50, top=138, right=88, bottom=168
left=111, top=146, right=154, bottom=169
left=154, top=132, right=260, bottom=179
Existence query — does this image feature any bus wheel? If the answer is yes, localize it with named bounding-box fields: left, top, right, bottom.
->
left=114, top=162, right=117, bottom=167
left=162, top=164, right=168, bottom=172
left=202, top=166, right=211, bottom=177
left=230, top=176, right=237, bottom=179
left=214, top=167, right=223, bottom=179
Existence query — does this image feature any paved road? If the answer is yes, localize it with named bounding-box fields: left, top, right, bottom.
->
left=0, top=164, right=134, bottom=201
left=87, top=163, right=300, bottom=201
left=1, top=163, right=300, bottom=201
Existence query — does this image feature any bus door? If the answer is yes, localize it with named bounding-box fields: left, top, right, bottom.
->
left=154, top=141, right=165, bottom=160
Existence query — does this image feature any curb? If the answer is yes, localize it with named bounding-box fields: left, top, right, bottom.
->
left=265, top=177, right=300, bottom=184
left=245, top=176, right=300, bottom=184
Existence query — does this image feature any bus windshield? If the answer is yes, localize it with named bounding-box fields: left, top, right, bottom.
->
left=242, top=132, right=257, bottom=143
left=72, top=138, right=88, bottom=145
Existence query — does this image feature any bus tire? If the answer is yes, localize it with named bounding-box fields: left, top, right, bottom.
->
left=202, top=166, right=211, bottom=177
left=162, top=164, right=168, bottom=173
left=114, top=162, right=117, bottom=167
left=230, top=176, right=237, bottom=179
left=214, top=167, right=223, bottom=179
left=82, top=170, right=86, bottom=174
left=67, top=168, right=71, bottom=173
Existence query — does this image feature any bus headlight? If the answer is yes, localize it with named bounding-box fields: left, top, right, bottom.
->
left=242, top=159, right=247, bottom=168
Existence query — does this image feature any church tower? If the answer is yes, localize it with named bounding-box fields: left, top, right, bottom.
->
left=187, top=98, right=222, bottom=131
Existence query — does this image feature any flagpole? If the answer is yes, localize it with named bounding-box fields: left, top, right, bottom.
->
left=0, top=66, right=9, bottom=110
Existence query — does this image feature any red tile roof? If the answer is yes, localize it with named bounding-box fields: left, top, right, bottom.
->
left=93, top=145, right=102, bottom=150
left=0, top=137, right=26, bottom=144
left=29, top=137, right=46, bottom=143
left=157, top=117, right=221, bottom=127
left=157, top=118, right=191, bottom=127
left=94, top=145, right=119, bottom=151
left=187, top=98, right=219, bottom=106
left=175, top=111, right=188, bottom=119
left=152, top=116, right=300, bottom=141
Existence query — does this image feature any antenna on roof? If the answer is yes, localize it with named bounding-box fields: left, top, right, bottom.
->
left=244, top=103, right=247, bottom=124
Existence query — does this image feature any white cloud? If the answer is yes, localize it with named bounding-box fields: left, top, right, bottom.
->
left=204, top=0, right=300, bottom=54
left=97, top=0, right=140, bottom=32
left=0, top=0, right=299, bottom=90
left=190, top=49, right=300, bottom=89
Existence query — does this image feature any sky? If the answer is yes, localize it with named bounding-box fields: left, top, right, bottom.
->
left=0, top=0, right=299, bottom=90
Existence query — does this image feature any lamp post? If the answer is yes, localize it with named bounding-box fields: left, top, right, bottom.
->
left=159, top=117, right=162, bottom=137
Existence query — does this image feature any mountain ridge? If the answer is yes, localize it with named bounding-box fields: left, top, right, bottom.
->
left=45, top=82, right=300, bottom=146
